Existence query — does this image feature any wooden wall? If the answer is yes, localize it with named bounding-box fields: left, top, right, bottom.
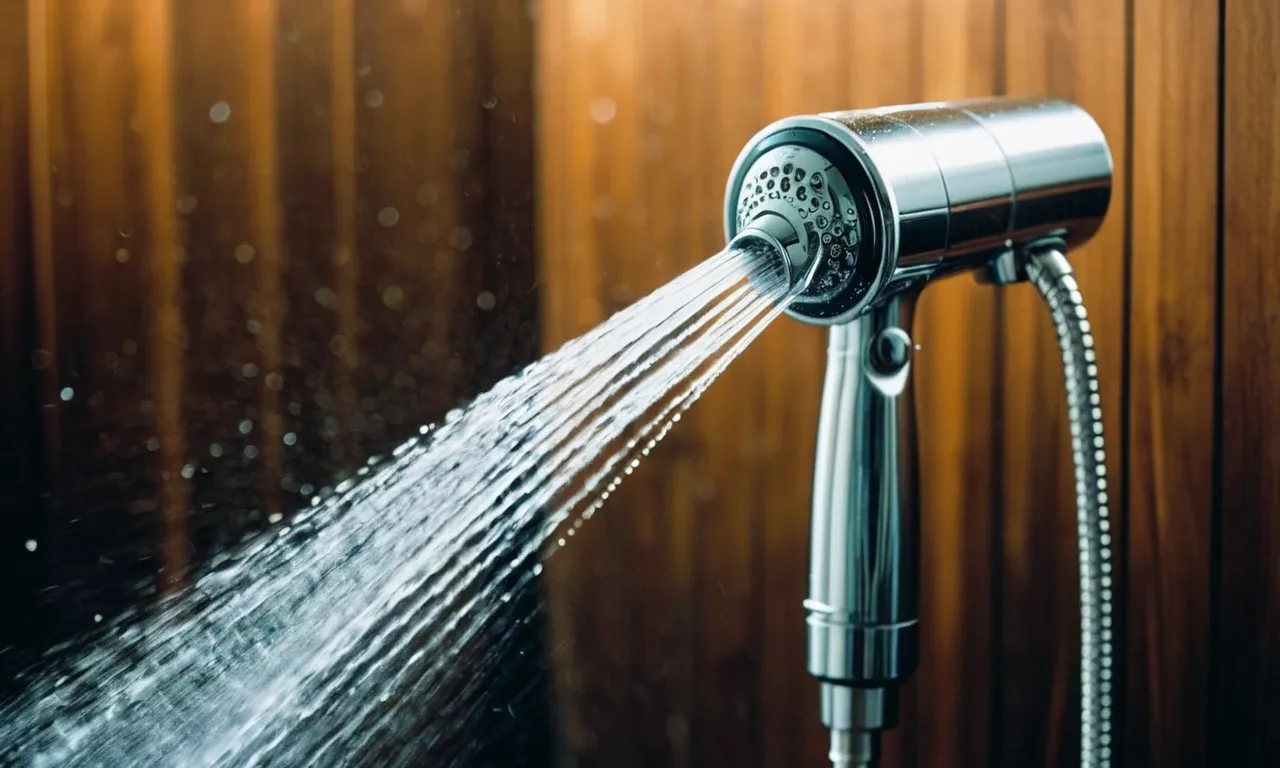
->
left=0, top=0, right=542, bottom=719
left=537, top=0, right=1278, bottom=766
left=2, top=0, right=1277, bottom=766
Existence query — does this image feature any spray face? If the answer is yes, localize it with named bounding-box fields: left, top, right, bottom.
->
left=725, top=97, right=1113, bottom=325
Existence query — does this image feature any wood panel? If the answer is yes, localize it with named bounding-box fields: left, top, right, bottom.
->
left=1128, top=0, right=1219, bottom=764
left=538, top=2, right=1005, bottom=767
left=1214, top=0, right=1280, bottom=761
left=1000, top=0, right=1128, bottom=764
left=903, top=1, right=1000, bottom=766
left=0, top=0, right=45, bottom=679
left=1, top=1, right=543, bottom=752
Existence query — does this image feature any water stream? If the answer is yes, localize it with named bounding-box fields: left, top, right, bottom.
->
left=1, top=244, right=793, bottom=766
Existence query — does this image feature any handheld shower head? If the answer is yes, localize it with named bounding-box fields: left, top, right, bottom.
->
left=725, top=97, right=1113, bottom=323
left=723, top=97, right=1115, bottom=768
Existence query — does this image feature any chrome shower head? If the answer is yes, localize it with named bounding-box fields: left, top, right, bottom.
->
left=723, top=97, right=1115, bottom=768
left=725, top=97, right=1113, bottom=324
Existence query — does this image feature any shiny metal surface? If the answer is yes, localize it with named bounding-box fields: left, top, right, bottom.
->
left=806, top=295, right=919, bottom=686
left=723, top=96, right=1113, bottom=325
left=721, top=98, right=1117, bottom=768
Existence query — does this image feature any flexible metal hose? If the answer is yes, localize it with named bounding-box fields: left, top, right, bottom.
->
left=1024, top=248, right=1114, bottom=767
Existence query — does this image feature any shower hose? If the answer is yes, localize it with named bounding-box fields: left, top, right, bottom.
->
left=1024, top=247, right=1113, bottom=767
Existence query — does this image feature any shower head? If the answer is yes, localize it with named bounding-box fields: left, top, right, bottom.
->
left=723, top=97, right=1116, bottom=768
left=725, top=97, right=1113, bottom=324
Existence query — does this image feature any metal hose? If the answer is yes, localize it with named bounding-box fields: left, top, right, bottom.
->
left=1024, top=248, right=1114, bottom=767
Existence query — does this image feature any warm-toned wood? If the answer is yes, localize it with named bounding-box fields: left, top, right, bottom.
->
left=26, top=0, right=193, bottom=610
left=1000, top=0, right=1128, bottom=764
left=538, top=2, right=1007, bottom=767
left=242, top=0, right=285, bottom=527
left=1215, top=0, right=1280, bottom=761
left=1128, top=0, right=1219, bottom=764
left=0, top=0, right=43, bottom=675
left=904, top=2, right=1001, bottom=766
left=2, top=0, right=542, bottom=728
left=134, top=0, right=188, bottom=587
left=329, top=0, right=361, bottom=466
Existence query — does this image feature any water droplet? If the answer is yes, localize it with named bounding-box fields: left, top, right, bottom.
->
left=482, top=95, right=498, bottom=109
left=283, top=432, right=297, bottom=446
left=449, top=227, right=473, bottom=250
left=313, top=286, right=336, bottom=308
left=116, top=248, right=130, bottom=263
left=300, top=483, right=315, bottom=495
left=378, top=207, right=400, bottom=227
left=589, top=98, right=617, bottom=124
left=500, top=592, right=511, bottom=602
left=265, top=373, right=284, bottom=391
left=60, top=387, right=74, bottom=402
left=242, top=363, right=259, bottom=378
left=531, top=563, right=544, bottom=576
left=24, top=539, right=37, bottom=552
left=57, top=189, right=75, bottom=208
left=268, top=512, right=283, bottom=524
left=476, top=291, right=497, bottom=311
left=364, top=89, right=384, bottom=108
left=235, top=243, right=256, bottom=263
left=558, top=538, right=565, bottom=547
left=382, top=285, right=405, bottom=309
left=244, top=445, right=259, bottom=459
left=177, top=195, right=198, bottom=214
left=93, top=614, right=102, bottom=623
left=416, top=184, right=438, bottom=206
left=239, top=420, right=253, bottom=435
left=210, top=443, right=224, bottom=457
left=181, top=464, right=196, bottom=479
left=209, top=101, right=232, bottom=123
left=592, top=197, right=615, bottom=220
left=146, top=437, right=160, bottom=451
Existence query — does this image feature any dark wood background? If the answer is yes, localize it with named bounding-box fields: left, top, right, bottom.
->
left=537, top=0, right=1277, bottom=766
left=1, top=0, right=1277, bottom=766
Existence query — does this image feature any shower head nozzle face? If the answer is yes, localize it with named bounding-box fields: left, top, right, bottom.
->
left=721, top=129, right=890, bottom=326
left=731, top=144, right=882, bottom=324
left=725, top=99, right=1114, bottom=327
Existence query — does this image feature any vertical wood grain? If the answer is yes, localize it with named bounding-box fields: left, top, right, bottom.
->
left=25, top=0, right=60, bottom=578
left=27, top=0, right=191, bottom=609
left=134, top=0, right=188, bottom=587
left=1214, top=0, right=1280, bottom=760
left=0, top=0, right=44, bottom=670
left=1001, top=0, right=1129, bottom=763
left=173, top=0, right=274, bottom=546
left=330, top=0, right=361, bottom=466
left=1128, top=0, right=1219, bottom=764
left=908, top=2, right=1001, bottom=765
left=242, top=0, right=284, bottom=526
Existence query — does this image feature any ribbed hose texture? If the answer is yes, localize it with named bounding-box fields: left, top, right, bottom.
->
left=1025, top=249, right=1114, bottom=768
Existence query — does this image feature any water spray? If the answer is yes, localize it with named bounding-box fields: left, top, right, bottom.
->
left=723, top=98, right=1114, bottom=767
